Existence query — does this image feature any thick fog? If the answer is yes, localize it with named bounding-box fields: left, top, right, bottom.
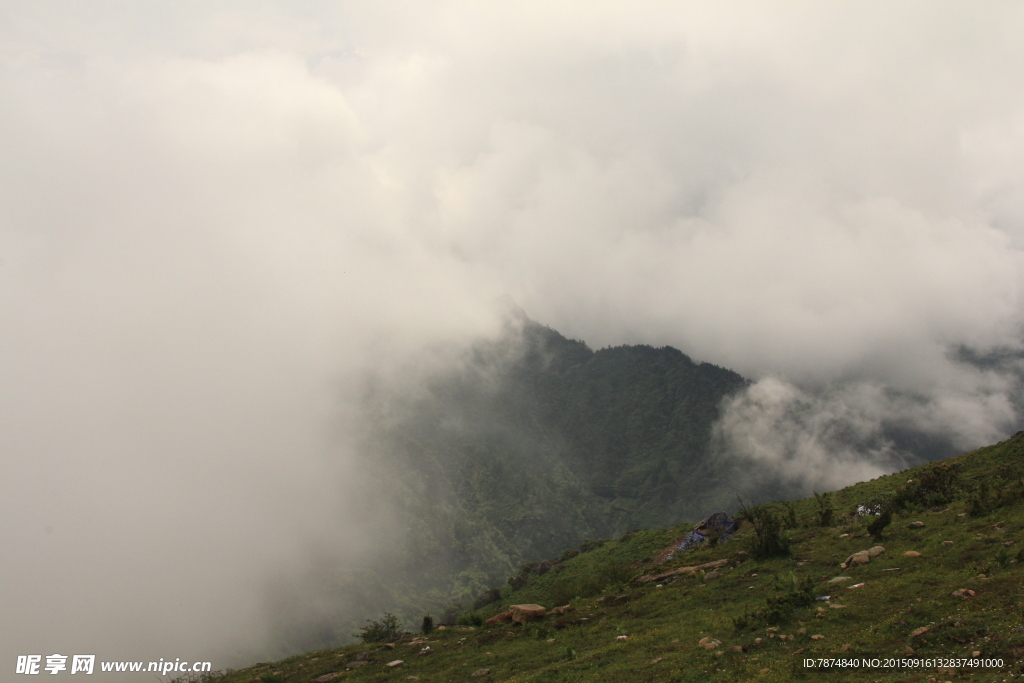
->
left=3, top=1, right=1024, bottom=677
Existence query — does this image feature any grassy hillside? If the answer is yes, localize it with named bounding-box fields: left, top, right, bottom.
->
left=190, top=434, right=1024, bottom=682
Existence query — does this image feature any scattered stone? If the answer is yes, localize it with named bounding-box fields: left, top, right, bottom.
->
left=356, top=653, right=370, bottom=661
left=380, top=643, right=396, bottom=649
left=778, top=635, right=788, bottom=641
left=549, top=604, right=574, bottom=616
left=730, top=645, right=744, bottom=653
left=909, top=521, right=925, bottom=528
left=650, top=657, right=664, bottom=664
left=797, top=628, right=807, bottom=636
left=793, top=648, right=806, bottom=654
left=405, top=678, right=420, bottom=681
left=904, top=551, right=922, bottom=558
left=829, top=604, right=847, bottom=609
left=839, top=533, right=849, bottom=538
left=811, top=635, right=824, bottom=640
left=509, top=604, right=547, bottom=624
left=616, top=635, right=629, bottom=641
left=828, top=576, right=852, bottom=584
left=346, top=661, right=368, bottom=669
left=470, top=669, right=491, bottom=677
left=704, top=571, right=720, bottom=580
left=951, top=588, right=976, bottom=598
left=760, top=669, right=771, bottom=674
left=754, top=638, right=763, bottom=645
left=841, top=546, right=885, bottom=568
left=386, top=660, right=403, bottom=668
left=545, top=639, right=555, bottom=643
left=910, top=626, right=931, bottom=638
left=840, top=643, right=851, bottom=652
left=972, top=650, right=981, bottom=657
left=881, top=568, right=902, bottom=572
left=943, top=540, right=954, bottom=546
left=903, top=646, right=915, bottom=655
left=670, top=638, right=679, bottom=643
left=418, top=647, right=433, bottom=655
left=312, top=674, right=342, bottom=683
left=765, top=627, right=779, bottom=633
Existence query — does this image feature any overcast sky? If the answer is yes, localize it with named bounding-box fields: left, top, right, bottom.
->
left=3, top=2, right=1024, bottom=676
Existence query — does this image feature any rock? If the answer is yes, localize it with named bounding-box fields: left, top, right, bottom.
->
left=470, top=669, right=491, bottom=677
left=829, top=604, right=847, bottom=609
left=312, top=675, right=342, bottom=683
left=910, top=626, right=930, bottom=638
left=485, top=611, right=513, bottom=626
left=811, top=635, right=824, bottom=640
left=942, top=540, right=954, bottom=546
left=509, top=604, right=547, bottom=624
left=346, top=661, right=368, bottom=668
left=972, top=650, right=981, bottom=657
left=903, top=646, right=915, bottom=655
left=702, top=641, right=720, bottom=651
left=356, top=652, right=370, bottom=661
left=841, top=546, right=884, bottom=568
left=828, top=576, right=852, bottom=584
left=386, top=660, right=403, bottom=668
left=797, top=628, right=807, bottom=636
left=951, top=588, right=976, bottom=598
left=616, top=635, right=629, bottom=641
left=650, top=657, right=663, bottom=664
left=549, top=604, right=574, bottom=616
left=909, top=521, right=925, bottom=528
left=418, top=647, right=433, bottom=655
left=754, top=638, right=763, bottom=645
left=839, top=533, right=849, bottom=538
left=840, top=643, right=851, bottom=652
left=697, top=637, right=712, bottom=646
left=904, top=551, right=922, bottom=557
left=704, top=571, right=720, bottom=580
left=730, top=645, right=744, bottom=653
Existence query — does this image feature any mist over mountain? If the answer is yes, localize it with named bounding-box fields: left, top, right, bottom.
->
left=5, top=3, right=1024, bottom=679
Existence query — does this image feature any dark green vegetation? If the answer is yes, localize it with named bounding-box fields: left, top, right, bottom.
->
left=355, top=312, right=748, bottom=630
left=186, top=434, right=1024, bottom=682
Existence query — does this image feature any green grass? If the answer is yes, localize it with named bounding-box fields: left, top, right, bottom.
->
left=182, top=435, right=1024, bottom=682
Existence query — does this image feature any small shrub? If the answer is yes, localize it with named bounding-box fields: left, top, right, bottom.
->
left=421, top=615, right=434, bottom=635
left=813, top=492, right=834, bottom=527
left=457, top=612, right=484, bottom=627
left=996, top=547, right=1011, bottom=569
left=968, top=481, right=992, bottom=517
left=782, top=502, right=799, bottom=530
left=738, top=498, right=791, bottom=559
left=258, top=675, right=284, bottom=683
left=867, top=508, right=892, bottom=540
left=354, top=612, right=402, bottom=643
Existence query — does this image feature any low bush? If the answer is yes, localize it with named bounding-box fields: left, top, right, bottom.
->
left=354, top=612, right=402, bottom=643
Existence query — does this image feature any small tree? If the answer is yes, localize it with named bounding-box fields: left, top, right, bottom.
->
left=737, top=497, right=790, bottom=559
left=813, top=492, right=834, bottom=527
left=354, top=613, right=402, bottom=643
left=421, top=615, right=434, bottom=635
left=866, top=508, right=892, bottom=540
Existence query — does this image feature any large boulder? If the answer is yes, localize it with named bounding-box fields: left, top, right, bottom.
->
left=840, top=545, right=884, bottom=568
left=509, top=604, right=547, bottom=624
left=485, top=611, right=513, bottom=626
